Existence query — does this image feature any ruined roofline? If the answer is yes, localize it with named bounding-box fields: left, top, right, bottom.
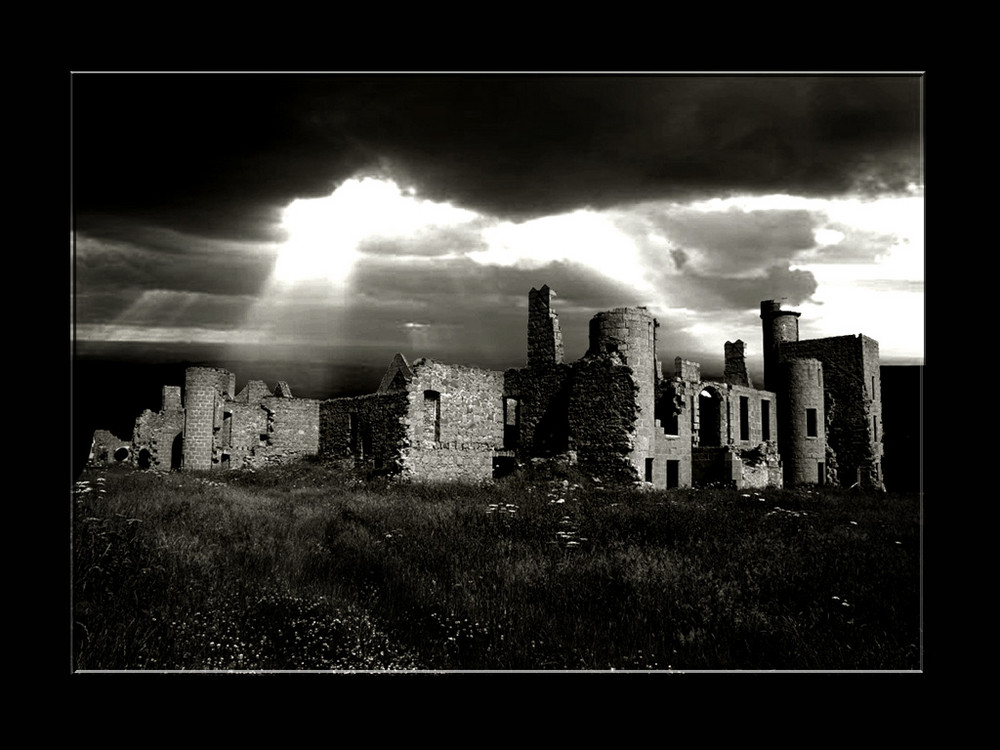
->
left=782, top=332, right=881, bottom=349
left=410, top=357, right=505, bottom=375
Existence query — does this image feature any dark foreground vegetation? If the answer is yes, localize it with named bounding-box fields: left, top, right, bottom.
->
left=72, top=459, right=922, bottom=671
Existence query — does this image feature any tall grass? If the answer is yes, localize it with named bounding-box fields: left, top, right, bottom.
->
left=72, top=459, right=921, bottom=671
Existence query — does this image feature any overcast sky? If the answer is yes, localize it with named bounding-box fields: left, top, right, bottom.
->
left=71, top=72, right=924, bottom=394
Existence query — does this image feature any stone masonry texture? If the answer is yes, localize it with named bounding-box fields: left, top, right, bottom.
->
left=90, top=290, right=889, bottom=491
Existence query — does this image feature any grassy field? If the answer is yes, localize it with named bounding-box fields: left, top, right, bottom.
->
left=71, top=458, right=922, bottom=672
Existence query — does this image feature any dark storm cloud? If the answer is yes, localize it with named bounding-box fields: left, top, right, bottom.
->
left=644, top=207, right=817, bottom=273
left=261, top=254, right=649, bottom=365
left=73, top=73, right=922, bottom=241
left=678, top=264, right=819, bottom=310
left=75, top=229, right=275, bottom=297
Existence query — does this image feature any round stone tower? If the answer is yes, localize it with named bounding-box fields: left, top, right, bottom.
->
left=182, top=366, right=236, bottom=471
left=587, top=307, right=658, bottom=473
left=760, top=300, right=801, bottom=392
left=780, top=357, right=827, bottom=485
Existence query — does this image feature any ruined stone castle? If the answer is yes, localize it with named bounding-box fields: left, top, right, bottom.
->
left=88, top=287, right=885, bottom=490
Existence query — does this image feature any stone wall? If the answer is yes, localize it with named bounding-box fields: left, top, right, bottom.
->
left=401, top=359, right=505, bottom=482
left=127, top=385, right=185, bottom=470
left=83, top=289, right=888, bottom=491
left=781, top=335, right=883, bottom=488
left=527, top=285, right=564, bottom=367
left=132, top=405, right=184, bottom=470
left=224, top=401, right=268, bottom=467
left=504, top=364, right=574, bottom=459
left=319, top=392, right=410, bottom=473
left=255, top=396, right=320, bottom=465
left=649, top=361, right=699, bottom=488
left=88, top=429, right=132, bottom=466
left=566, top=356, right=640, bottom=482
left=724, top=340, right=752, bottom=387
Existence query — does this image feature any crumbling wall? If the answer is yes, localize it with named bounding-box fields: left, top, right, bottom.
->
left=224, top=401, right=269, bottom=467
left=401, top=359, right=505, bottom=482
left=651, top=366, right=698, bottom=488
left=686, top=373, right=781, bottom=488
left=259, top=396, right=320, bottom=458
left=128, top=385, right=184, bottom=470
left=726, top=383, right=778, bottom=449
left=319, top=392, right=410, bottom=473
left=132, top=407, right=184, bottom=470
left=724, top=340, right=752, bottom=387
left=566, top=356, right=640, bottom=482
left=733, top=442, right=783, bottom=488
left=504, top=364, right=574, bottom=459
left=88, top=429, right=132, bottom=466
left=528, top=285, right=564, bottom=367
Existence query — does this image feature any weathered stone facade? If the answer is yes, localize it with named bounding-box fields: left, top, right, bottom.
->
left=90, top=367, right=321, bottom=471
left=760, top=301, right=884, bottom=489
left=89, top=287, right=884, bottom=490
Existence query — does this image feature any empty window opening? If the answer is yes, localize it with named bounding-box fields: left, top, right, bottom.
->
left=349, top=413, right=362, bottom=457
left=138, top=448, right=152, bottom=470
left=656, top=391, right=679, bottom=435
left=113, top=447, right=129, bottom=462
left=873, top=416, right=878, bottom=442
left=645, top=457, right=654, bottom=482
left=761, top=400, right=771, bottom=441
left=806, top=408, right=818, bottom=438
left=493, top=456, right=517, bottom=479
left=698, top=389, right=723, bottom=447
left=818, top=461, right=825, bottom=485
left=362, top=426, right=373, bottom=459
left=221, top=453, right=231, bottom=469
left=504, top=397, right=519, bottom=450
left=424, top=390, right=441, bottom=444
left=739, top=396, right=750, bottom=441
left=222, top=411, right=232, bottom=448
left=171, top=433, right=183, bottom=469
left=259, top=432, right=269, bottom=447
left=667, top=460, right=680, bottom=489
